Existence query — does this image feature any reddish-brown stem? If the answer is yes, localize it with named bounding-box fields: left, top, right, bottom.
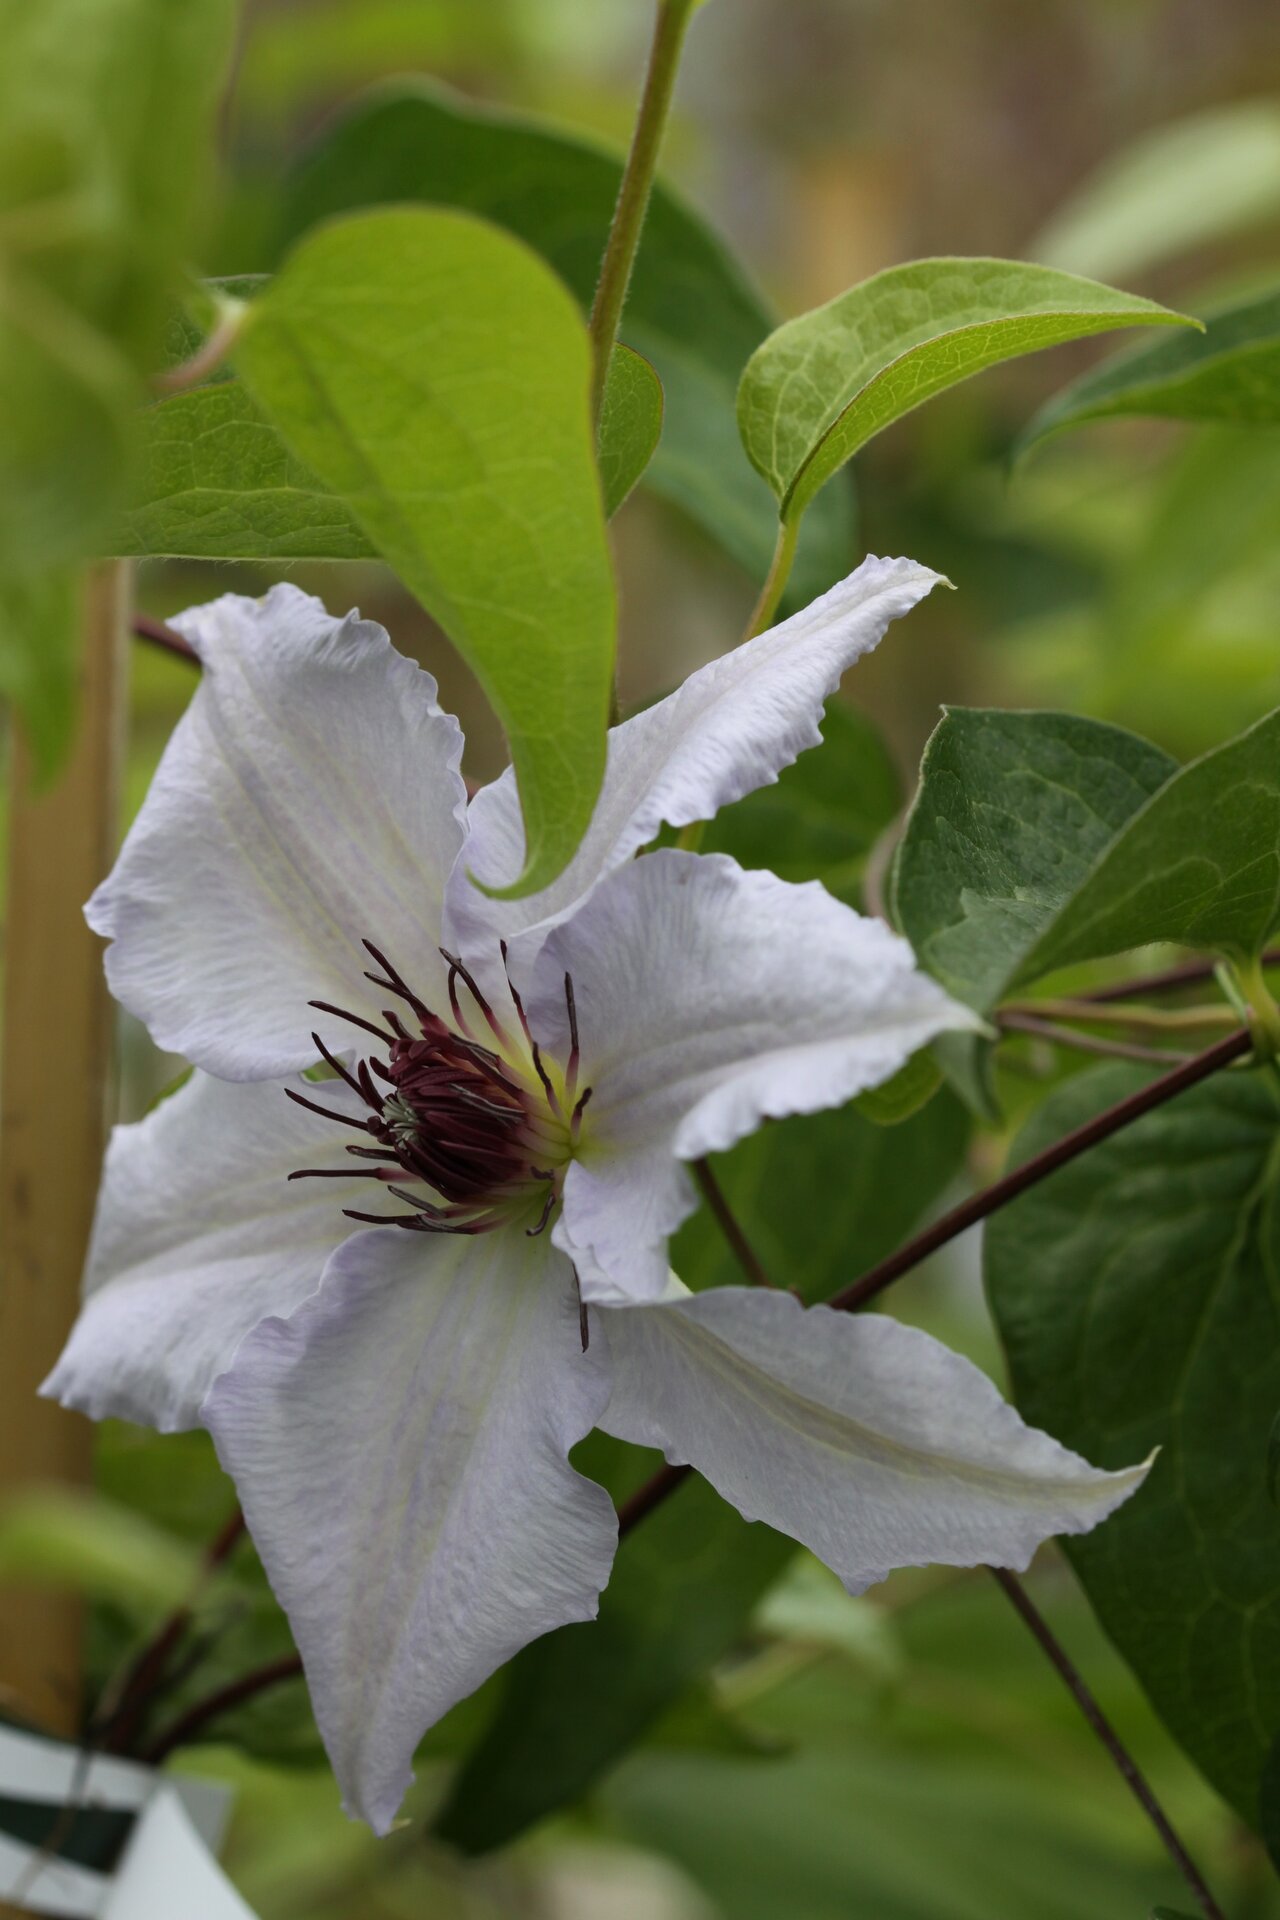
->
left=831, top=1026, right=1251, bottom=1313
left=991, top=1568, right=1226, bottom=1920
left=1081, top=948, right=1280, bottom=1003
left=133, top=614, right=198, bottom=665
left=101, top=1507, right=246, bottom=1754
left=140, top=1653, right=304, bottom=1765
left=692, top=1158, right=777, bottom=1288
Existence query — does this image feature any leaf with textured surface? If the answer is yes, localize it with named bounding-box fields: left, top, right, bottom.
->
left=598, top=345, right=663, bottom=517
left=124, top=304, right=658, bottom=557
left=892, top=707, right=1176, bottom=1011
left=434, top=1090, right=968, bottom=1852
left=1022, top=285, right=1280, bottom=454
left=277, top=78, right=854, bottom=606
left=118, top=381, right=374, bottom=560
left=986, top=1061, right=1280, bottom=1824
left=235, top=206, right=616, bottom=898
left=1021, top=707, right=1280, bottom=979
left=737, top=258, right=1191, bottom=525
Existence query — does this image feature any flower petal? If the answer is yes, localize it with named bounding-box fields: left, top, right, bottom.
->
left=203, top=1226, right=616, bottom=1835
left=42, top=1071, right=368, bottom=1432
left=599, top=1287, right=1150, bottom=1586
left=523, top=851, right=977, bottom=1302
left=89, top=586, right=467, bottom=1080
left=446, top=556, right=942, bottom=982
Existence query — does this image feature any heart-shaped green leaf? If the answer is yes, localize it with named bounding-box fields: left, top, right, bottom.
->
left=1019, top=706, right=1280, bottom=981
left=234, top=206, right=616, bottom=899
left=738, top=259, right=1193, bottom=527
left=893, top=707, right=1176, bottom=1012
left=987, top=1061, right=1280, bottom=1826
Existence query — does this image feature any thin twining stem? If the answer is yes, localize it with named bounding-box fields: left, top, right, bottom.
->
left=1082, top=949, right=1280, bottom=1003
left=832, top=1025, right=1251, bottom=1313
left=102, top=1508, right=246, bottom=1755
left=996, top=1009, right=1193, bottom=1067
left=992, top=1568, right=1227, bottom=1920
left=586, top=0, right=699, bottom=426
left=692, top=1157, right=778, bottom=1288
left=134, top=614, right=198, bottom=665
left=141, top=1654, right=304, bottom=1766
left=1003, top=996, right=1239, bottom=1033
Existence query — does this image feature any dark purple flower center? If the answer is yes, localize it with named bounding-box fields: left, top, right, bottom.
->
left=286, top=939, right=589, bottom=1239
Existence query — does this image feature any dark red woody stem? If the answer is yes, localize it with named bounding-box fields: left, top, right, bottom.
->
left=133, top=614, right=198, bottom=665
left=990, top=1569, right=1226, bottom=1920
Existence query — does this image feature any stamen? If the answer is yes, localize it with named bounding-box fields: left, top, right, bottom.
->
left=574, top=1268, right=589, bottom=1352
left=439, top=947, right=512, bottom=1047
left=571, top=1085, right=593, bottom=1141
left=310, top=1032, right=382, bottom=1112
left=288, top=1166, right=386, bottom=1181
left=342, top=1208, right=430, bottom=1232
left=361, top=940, right=432, bottom=1023
left=564, top=972, right=580, bottom=1101
left=309, top=1000, right=394, bottom=1046
left=526, top=1185, right=556, bottom=1238
left=500, top=940, right=534, bottom=1047
left=445, top=959, right=474, bottom=1039
left=285, top=1087, right=374, bottom=1131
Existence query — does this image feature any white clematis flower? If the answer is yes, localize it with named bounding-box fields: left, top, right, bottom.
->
left=46, top=558, right=1149, bottom=1834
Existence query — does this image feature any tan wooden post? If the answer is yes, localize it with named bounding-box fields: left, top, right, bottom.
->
left=0, top=563, right=130, bottom=1743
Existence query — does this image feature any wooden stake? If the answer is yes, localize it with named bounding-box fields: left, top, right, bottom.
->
left=0, top=563, right=130, bottom=1739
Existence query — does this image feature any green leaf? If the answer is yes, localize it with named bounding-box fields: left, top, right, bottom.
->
left=434, top=1091, right=969, bottom=1851
left=235, top=206, right=616, bottom=899
left=1022, top=285, right=1280, bottom=454
left=852, top=1049, right=942, bottom=1126
left=598, top=344, right=663, bottom=517
left=0, top=0, right=235, bottom=569
left=1020, top=707, right=1280, bottom=980
left=986, top=1061, right=1280, bottom=1823
left=118, top=379, right=374, bottom=561
left=1030, top=101, right=1280, bottom=283
left=123, top=295, right=659, bottom=557
left=737, top=258, right=1193, bottom=526
left=277, top=78, right=854, bottom=606
left=701, top=700, right=902, bottom=908
left=892, top=707, right=1176, bottom=1012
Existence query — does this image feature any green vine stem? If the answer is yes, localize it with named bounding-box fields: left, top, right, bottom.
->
left=587, top=0, right=699, bottom=427
left=743, top=515, right=801, bottom=640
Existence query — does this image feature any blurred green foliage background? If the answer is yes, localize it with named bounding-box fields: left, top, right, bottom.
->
left=10, top=0, right=1280, bottom=1912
